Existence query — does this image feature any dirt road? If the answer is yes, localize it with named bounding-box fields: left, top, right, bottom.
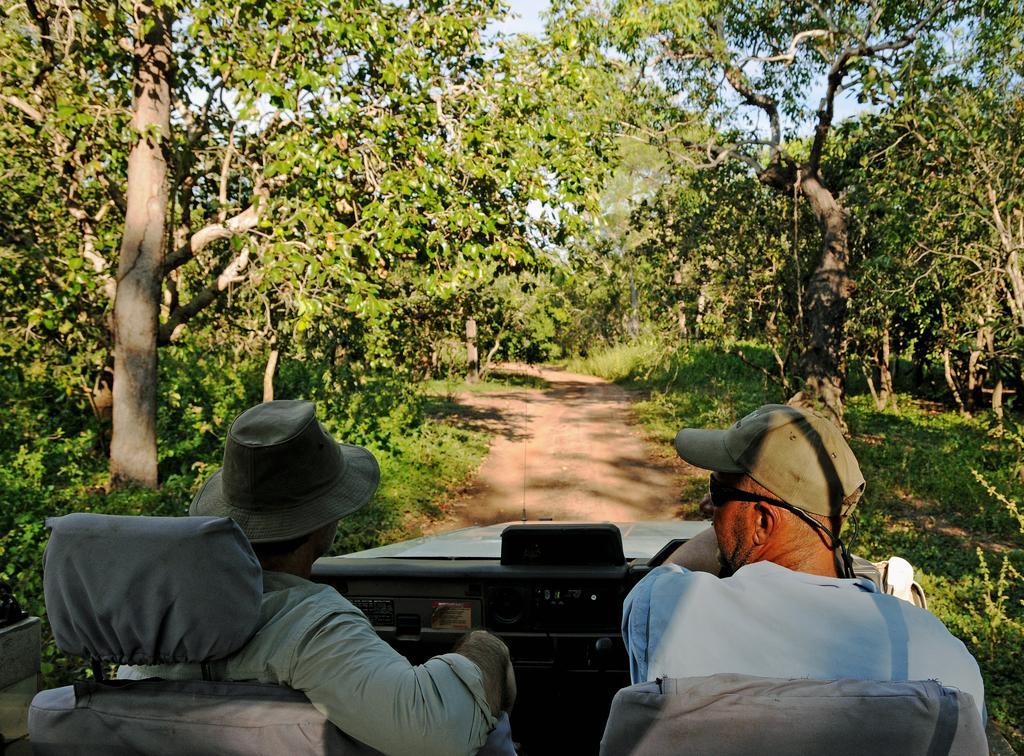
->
left=430, top=366, right=696, bottom=529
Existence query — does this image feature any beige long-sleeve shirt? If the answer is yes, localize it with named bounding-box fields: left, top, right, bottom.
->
left=119, top=571, right=496, bottom=756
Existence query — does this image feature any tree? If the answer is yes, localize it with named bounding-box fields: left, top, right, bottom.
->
left=843, top=93, right=1024, bottom=417
left=1, top=0, right=615, bottom=485
left=832, top=3, right=1024, bottom=418
left=631, top=159, right=811, bottom=379
left=562, top=0, right=963, bottom=428
left=595, top=138, right=672, bottom=339
left=110, top=1, right=172, bottom=485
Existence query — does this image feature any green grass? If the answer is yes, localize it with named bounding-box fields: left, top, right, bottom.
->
left=571, top=338, right=1024, bottom=750
left=423, top=369, right=549, bottom=398
left=421, top=370, right=550, bottom=422
left=331, top=421, right=491, bottom=554
left=568, top=339, right=787, bottom=440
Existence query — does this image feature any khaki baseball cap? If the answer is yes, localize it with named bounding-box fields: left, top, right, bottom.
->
left=674, top=404, right=864, bottom=517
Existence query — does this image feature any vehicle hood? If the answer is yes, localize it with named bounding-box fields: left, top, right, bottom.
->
left=334, top=520, right=710, bottom=561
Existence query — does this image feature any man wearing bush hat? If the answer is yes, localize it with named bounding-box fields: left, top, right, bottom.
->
left=622, top=404, right=985, bottom=720
left=120, top=400, right=514, bottom=756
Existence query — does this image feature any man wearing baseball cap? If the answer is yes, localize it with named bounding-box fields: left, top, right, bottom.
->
left=119, top=400, right=514, bottom=756
left=622, top=404, right=985, bottom=720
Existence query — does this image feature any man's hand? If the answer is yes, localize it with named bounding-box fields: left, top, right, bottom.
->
left=454, top=630, right=516, bottom=716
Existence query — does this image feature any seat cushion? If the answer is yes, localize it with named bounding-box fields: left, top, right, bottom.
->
left=600, top=674, right=987, bottom=756
left=29, top=679, right=383, bottom=755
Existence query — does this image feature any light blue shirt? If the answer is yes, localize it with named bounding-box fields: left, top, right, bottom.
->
left=623, top=562, right=986, bottom=720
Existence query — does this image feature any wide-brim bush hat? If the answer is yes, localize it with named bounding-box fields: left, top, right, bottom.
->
left=190, top=400, right=379, bottom=542
left=674, top=404, right=864, bottom=518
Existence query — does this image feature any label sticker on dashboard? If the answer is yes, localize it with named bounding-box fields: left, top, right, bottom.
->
left=431, top=601, right=472, bottom=630
left=351, top=598, right=395, bottom=627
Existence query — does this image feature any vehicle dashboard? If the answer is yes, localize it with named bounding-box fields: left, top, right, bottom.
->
left=312, top=521, right=708, bottom=755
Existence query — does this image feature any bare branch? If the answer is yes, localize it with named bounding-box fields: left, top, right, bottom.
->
left=163, top=184, right=269, bottom=275
left=704, top=21, right=783, bottom=153
left=666, top=138, right=765, bottom=173
left=186, top=78, right=222, bottom=148
left=741, top=29, right=830, bottom=66
left=613, top=121, right=767, bottom=174
left=158, top=247, right=251, bottom=345
left=217, top=134, right=235, bottom=223
left=721, top=64, right=782, bottom=149
left=653, top=19, right=782, bottom=151
left=856, top=0, right=951, bottom=57
left=1, top=93, right=44, bottom=123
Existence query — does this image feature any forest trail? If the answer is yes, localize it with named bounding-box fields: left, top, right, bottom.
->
left=428, top=365, right=699, bottom=530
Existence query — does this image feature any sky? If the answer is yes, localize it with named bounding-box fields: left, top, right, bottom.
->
left=492, top=0, right=549, bottom=39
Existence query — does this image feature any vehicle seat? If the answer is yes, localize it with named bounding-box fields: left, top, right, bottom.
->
left=599, top=673, right=987, bottom=756
left=28, top=513, right=381, bottom=755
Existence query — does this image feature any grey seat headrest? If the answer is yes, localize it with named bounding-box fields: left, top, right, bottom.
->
left=44, top=513, right=262, bottom=665
left=600, top=674, right=987, bottom=756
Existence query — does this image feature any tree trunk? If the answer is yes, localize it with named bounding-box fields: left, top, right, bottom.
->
left=911, top=336, right=929, bottom=388
left=1006, top=247, right=1024, bottom=328
left=481, top=334, right=503, bottom=378
left=673, top=270, right=688, bottom=337
left=466, top=318, right=479, bottom=383
left=992, top=378, right=1004, bottom=421
left=626, top=258, right=640, bottom=339
left=966, top=322, right=989, bottom=411
left=982, top=310, right=1002, bottom=421
left=696, top=286, right=707, bottom=339
left=109, top=3, right=172, bottom=488
left=943, top=348, right=969, bottom=417
left=263, top=343, right=279, bottom=403
left=879, top=327, right=895, bottom=411
left=791, top=173, right=851, bottom=431
left=862, top=361, right=882, bottom=411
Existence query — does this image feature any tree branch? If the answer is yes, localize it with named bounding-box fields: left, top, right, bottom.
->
left=184, top=78, right=222, bottom=148
left=808, top=0, right=952, bottom=174
left=25, top=0, right=56, bottom=87
left=158, top=247, right=251, bottom=345
left=614, top=124, right=767, bottom=174
left=987, top=183, right=1015, bottom=252
left=708, top=19, right=782, bottom=154
left=96, top=171, right=128, bottom=214
left=217, top=137, right=235, bottom=222
left=740, top=29, right=830, bottom=65
left=162, top=185, right=269, bottom=275
left=1, top=93, right=44, bottom=123
left=864, top=0, right=885, bottom=42
left=69, top=201, right=117, bottom=301
left=808, top=1, right=841, bottom=34
left=695, top=141, right=765, bottom=172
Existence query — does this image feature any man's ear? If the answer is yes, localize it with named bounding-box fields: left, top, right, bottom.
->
left=751, top=503, right=780, bottom=546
